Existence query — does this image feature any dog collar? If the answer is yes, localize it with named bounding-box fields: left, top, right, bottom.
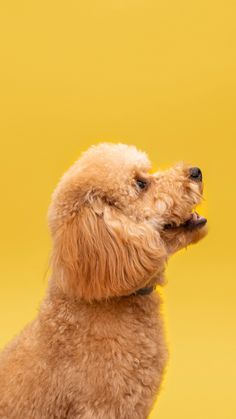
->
left=129, top=286, right=155, bottom=297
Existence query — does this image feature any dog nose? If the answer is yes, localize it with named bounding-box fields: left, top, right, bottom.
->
left=189, top=167, right=202, bottom=182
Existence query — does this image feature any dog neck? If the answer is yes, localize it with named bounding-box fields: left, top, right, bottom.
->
left=47, top=277, right=161, bottom=304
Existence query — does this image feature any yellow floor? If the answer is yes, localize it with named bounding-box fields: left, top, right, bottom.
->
left=0, top=1, right=236, bottom=418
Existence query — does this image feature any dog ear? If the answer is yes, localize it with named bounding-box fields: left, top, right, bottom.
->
left=51, top=201, right=167, bottom=302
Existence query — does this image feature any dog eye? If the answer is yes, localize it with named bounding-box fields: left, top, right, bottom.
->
left=136, top=178, right=148, bottom=190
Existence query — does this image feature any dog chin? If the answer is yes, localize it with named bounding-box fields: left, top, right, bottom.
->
left=188, top=222, right=208, bottom=244
left=161, top=218, right=208, bottom=255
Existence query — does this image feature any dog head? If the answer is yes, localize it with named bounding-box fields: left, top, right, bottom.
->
left=48, top=143, right=207, bottom=301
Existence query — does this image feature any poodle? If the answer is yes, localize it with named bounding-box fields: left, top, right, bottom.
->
left=0, top=143, right=207, bottom=419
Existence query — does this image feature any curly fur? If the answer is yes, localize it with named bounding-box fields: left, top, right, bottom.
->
left=0, top=143, right=207, bottom=418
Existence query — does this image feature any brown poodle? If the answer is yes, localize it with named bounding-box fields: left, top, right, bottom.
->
left=0, top=143, right=207, bottom=419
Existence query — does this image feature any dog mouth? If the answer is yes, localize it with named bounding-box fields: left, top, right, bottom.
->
left=164, top=212, right=207, bottom=231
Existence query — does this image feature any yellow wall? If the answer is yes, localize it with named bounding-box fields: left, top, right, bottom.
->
left=0, top=1, right=235, bottom=418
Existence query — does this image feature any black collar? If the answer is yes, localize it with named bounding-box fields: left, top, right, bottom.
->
left=129, top=286, right=155, bottom=297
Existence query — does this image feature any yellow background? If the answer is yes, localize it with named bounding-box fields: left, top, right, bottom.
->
left=0, top=1, right=235, bottom=418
